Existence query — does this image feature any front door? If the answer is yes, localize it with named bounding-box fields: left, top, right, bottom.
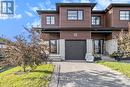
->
left=94, top=40, right=104, bottom=54
left=65, top=40, right=86, bottom=60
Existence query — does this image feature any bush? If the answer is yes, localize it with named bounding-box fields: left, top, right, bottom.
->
left=93, top=54, right=101, bottom=58
left=93, top=54, right=102, bottom=61
left=109, top=51, right=123, bottom=58
left=109, top=52, right=117, bottom=58
left=0, top=51, right=4, bottom=60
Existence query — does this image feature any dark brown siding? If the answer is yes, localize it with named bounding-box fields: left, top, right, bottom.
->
left=106, top=9, right=113, bottom=27
left=96, top=7, right=130, bottom=28
left=60, top=31, right=91, bottom=40
left=41, top=13, right=59, bottom=27
left=91, top=33, right=112, bottom=40
left=41, top=33, right=60, bottom=40
left=59, top=7, right=91, bottom=28
left=112, top=7, right=130, bottom=28
left=112, top=31, right=128, bottom=39
left=112, top=31, right=120, bottom=39
left=91, top=14, right=106, bottom=27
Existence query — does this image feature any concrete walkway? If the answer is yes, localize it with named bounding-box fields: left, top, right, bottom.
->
left=54, top=62, right=130, bottom=87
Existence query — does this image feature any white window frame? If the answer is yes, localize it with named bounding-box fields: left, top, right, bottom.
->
left=67, top=10, right=83, bottom=20
left=46, top=16, right=55, bottom=24
left=120, top=11, right=130, bottom=20
left=92, top=16, right=101, bottom=25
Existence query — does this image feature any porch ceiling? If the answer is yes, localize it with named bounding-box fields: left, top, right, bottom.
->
left=91, top=31, right=112, bottom=33
left=33, top=27, right=128, bottom=32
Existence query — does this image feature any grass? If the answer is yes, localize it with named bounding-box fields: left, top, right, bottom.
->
left=97, top=61, right=130, bottom=78
left=0, top=64, right=54, bottom=87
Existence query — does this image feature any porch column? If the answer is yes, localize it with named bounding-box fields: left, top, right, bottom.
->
left=59, top=39, right=65, bottom=60
left=86, top=39, right=93, bottom=54
left=106, top=39, right=118, bottom=54
left=85, top=39, right=94, bottom=62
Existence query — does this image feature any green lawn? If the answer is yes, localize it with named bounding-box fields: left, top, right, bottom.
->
left=97, top=61, right=130, bottom=78
left=0, top=64, right=54, bottom=87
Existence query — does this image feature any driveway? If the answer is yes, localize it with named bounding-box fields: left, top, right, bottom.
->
left=54, top=62, right=130, bottom=87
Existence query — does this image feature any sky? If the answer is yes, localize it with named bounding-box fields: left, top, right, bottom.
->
left=0, top=0, right=130, bottom=40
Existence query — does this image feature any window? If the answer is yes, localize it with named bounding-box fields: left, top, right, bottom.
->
left=46, top=16, right=55, bottom=24
left=49, top=40, right=58, bottom=54
left=92, top=16, right=101, bottom=25
left=68, top=10, right=83, bottom=20
left=120, top=11, right=130, bottom=20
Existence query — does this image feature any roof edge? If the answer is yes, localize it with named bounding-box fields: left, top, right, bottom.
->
left=37, top=10, right=58, bottom=15
left=92, top=10, right=106, bottom=14
left=105, top=3, right=130, bottom=12
left=36, top=3, right=130, bottom=15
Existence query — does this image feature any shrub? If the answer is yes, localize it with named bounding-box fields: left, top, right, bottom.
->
left=2, top=27, right=49, bottom=72
left=110, top=51, right=123, bottom=58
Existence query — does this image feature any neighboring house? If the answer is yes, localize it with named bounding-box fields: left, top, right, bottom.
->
left=35, top=3, right=130, bottom=60
left=0, top=42, right=5, bottom=48
left=0, top=42, right=5, bottom=58
left=0, top=38, right=5, bottom=49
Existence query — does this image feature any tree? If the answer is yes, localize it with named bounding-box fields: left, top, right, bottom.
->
left=117, top=22, right=130, bottom=57
left=2, top=27, right=49, bottom=72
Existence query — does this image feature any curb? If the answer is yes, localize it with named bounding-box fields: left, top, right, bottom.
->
left=49, top=64, right=60, bottom=87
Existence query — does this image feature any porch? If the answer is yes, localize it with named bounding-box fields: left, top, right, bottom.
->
left=91, top=32, right=118, bottom=54
left=40, top=31, right=118, bottom=61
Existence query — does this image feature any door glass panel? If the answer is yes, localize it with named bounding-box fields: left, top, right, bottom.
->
left=94, top=40, right=100, bottom=54
left=94, top=40, right=104, bottom=54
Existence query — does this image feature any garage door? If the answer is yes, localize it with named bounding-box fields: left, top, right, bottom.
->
left=65, top=40, right=86, bottom=60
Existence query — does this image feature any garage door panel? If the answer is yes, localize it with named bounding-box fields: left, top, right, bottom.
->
left=65, top=40, right=86, bottom=60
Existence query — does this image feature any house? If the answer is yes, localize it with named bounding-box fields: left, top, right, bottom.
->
left=0, top=39, right=5, bottom=58
left=0, top=38, right=5, bottom=49
left=0, top=42, right=5, bottom=48
left=35, top=3, right=130, bottom=61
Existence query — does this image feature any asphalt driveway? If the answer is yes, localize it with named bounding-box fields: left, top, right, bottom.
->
left=54, top=62, right=130, bottom=87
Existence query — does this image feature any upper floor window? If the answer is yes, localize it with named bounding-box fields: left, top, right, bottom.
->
left=67, top=10, right=83, bottom=20
left=120, top=11, right=130, bottom=20
left=46, top=16, right=55, bottom=24
left=92, top=16, right=101, bottom=25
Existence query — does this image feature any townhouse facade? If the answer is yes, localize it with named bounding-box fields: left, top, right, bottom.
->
left=35, top=3, right=130, bottom=60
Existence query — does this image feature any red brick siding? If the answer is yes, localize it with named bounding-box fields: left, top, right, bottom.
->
left=59, top=7, right=91, bottom=28
left=112, top=7, right=130, bottom=28
left=41, top=13, right=59, bottom=27
left=60, top=31, right=91, bottom=40
left=41, top=33, right=60, bottom=40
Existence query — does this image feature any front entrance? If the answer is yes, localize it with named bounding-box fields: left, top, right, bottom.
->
left=65, top=40, right=86, bottom=60
left=94, top=40, right=104, bottom=54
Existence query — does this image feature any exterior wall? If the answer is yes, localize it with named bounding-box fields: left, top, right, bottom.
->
left=105, top=7, right=130, bottom=28
left=86, top=39, right=93, bottom=54
left=0, top=44, right=5, bottom=48
left=60, top=31, right=91, bottom=40
left=91, top=33, right=112, bottom=40
left=40, top=6, right=130, bottom=28
left=112, top=7, right=130, bottom=28
left=91, top=33, right=106, bottom=39
left=40, top=33, right=60, bottom=40
left=91, top=14, right=106, bottom=27
left=85, top=39, right=94, bottom=62
left=59, top=7, right=91, bottom=28
left=41, top=13, right=59, bottom=27
left=105, top=39, right=118, bottom=54
left=59, top=39, right=65, bottom=60
left=49, top=39, right=65, bottom=61
left=106, top=34, right=112, bottom=40
left=112, top=31, right=120, bottom=39
left=106, top=9, right=113, bottom=27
